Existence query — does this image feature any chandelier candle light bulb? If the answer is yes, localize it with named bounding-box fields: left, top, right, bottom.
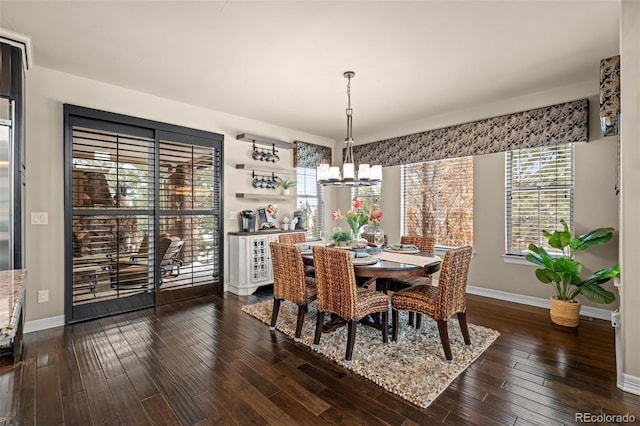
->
left=317, top=71, right=382, bottom=187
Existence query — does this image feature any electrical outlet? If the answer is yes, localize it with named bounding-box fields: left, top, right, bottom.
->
left=38, top=289, right=49, bottom=303
left=31, top=212, right=49, bottom=225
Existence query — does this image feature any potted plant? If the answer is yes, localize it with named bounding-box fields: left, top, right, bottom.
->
left=276, top=177, right=296, bottom=195
left=525, top=219, right=620, bottom=327
left=332, top=199, right=383, bottom=247
left=332, top=230, right=352, bottom=247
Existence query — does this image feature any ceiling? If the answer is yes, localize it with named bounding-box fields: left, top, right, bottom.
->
left=0, top=1, right=620, bottom=142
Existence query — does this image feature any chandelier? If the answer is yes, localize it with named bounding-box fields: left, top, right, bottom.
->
left=317, top=71, right=382, bottom=187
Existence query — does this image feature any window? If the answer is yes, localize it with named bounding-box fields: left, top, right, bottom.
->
left=351, top=182, right=381, bottom=213
left=506, top=143, right=574, bottom=255
left=401, top=157, right=473, bottom=246
left=296, top=167, right=324, bottom=238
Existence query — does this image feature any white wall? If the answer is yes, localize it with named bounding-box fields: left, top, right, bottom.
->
left=620, top=0, right=640, bottom=381
left=25, top=65, right=335, bottom=322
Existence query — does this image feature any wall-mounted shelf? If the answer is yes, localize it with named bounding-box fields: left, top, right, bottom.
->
left=235, top=164, right=296, bottom=175
left=237, top=133, right=294, bottom=149
left=236, top=193, right=296, bottom=200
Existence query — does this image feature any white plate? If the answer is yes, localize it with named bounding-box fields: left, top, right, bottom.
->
left=384, top=247, right=419, bottom=254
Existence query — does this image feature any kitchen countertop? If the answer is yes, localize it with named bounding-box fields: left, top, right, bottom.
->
left=0, top=269, right=26, bottom=339
left=228, top=229, right=308, bottom=236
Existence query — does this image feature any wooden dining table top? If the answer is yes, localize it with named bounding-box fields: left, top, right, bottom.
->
left=301, top=248, right=441, bottom=279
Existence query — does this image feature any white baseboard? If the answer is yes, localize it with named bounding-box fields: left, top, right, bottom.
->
left=619, top=373, right=640, bottom=396
left=24, top=315, right=65, bottom=333
left=18, top=287, right=614, bottom=332
left=466, top=285, right=613, bottom=321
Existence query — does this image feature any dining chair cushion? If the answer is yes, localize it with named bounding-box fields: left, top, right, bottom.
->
left=354, top=287, right=390, bottom=321
left=303, top=276, right=318, bottom=303
left=390, top=284, right=438, bottom=317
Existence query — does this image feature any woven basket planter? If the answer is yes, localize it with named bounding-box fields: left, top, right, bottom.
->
left=549, top=297, right=581, bottom=327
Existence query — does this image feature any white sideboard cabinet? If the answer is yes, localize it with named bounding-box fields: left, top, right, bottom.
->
left=228, top=231, right=304, bottom=295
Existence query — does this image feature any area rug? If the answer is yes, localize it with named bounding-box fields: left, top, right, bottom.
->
left=242, top=300, right=500, bottom=408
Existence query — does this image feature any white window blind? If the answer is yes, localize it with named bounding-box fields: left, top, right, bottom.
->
left=401, top=157, right=473, bottom=247
left=296, top=167, right=324, bottom=238
left=506, top=143, right=574, bottom=255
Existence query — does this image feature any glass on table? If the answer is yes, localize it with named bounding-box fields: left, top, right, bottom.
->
left=319, top=229, right=327, bottom=242
left=373, top=229, right=385, bottom=253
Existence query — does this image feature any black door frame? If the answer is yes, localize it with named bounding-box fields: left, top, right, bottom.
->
left=63, top=104, right=224, bottom=324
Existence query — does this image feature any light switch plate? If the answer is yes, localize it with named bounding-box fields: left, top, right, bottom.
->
left=38, top=289, right=49, bottom=303
left=31, top=212, right=49, bottom=225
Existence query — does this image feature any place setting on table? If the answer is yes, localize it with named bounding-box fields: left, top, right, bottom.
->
left=294, top=232, right=442, bottom=277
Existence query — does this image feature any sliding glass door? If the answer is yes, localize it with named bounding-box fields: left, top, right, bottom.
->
left=64, top=106, right=223, bottom=323
left=155, top=131, right=222, bottom=305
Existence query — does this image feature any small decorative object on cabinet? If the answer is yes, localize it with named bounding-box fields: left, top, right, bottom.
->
left=276, top=177, right=296, bottom=195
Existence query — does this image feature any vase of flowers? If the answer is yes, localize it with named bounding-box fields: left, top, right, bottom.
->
left=332, top=199, right=383, bottom=248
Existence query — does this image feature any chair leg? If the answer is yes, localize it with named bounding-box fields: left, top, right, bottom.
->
left=270, top=298, right=282, bottom=330
left=392, top=308, right=399, bottom=341
left=436, top=320, right=453, bottom=362
left=294, top=304, right=307, bottom=342
left=314, top=311, right=324, bottom=346
left=381, top=310, right=388, bottom=343
left=345, top=320, right=357, bottom=361
left=416, top=313, right=422, bottom=329
left=457, top=311, right=472, bottom=347
left=408, top=312, right=414, bottom=326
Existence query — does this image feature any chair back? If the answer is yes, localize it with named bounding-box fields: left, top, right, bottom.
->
left=279, top=232, right=307, bottom=245
left=434, top=246, right=473, bottom=319
left=160, top=240, right=184, bottom=267
left=270, top=242, right=308, bottom=304
left=312, top=246, right=358, bottom=320
left=400, top=235, right=435, bottom=253
left=137, top=234, right=149, bottom=256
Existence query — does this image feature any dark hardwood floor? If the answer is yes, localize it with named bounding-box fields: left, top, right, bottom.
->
left=2, top=288, right=639, bottom=425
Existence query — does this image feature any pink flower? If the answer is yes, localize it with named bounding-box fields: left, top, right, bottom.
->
left=352, top=199, right=362, bottom=209
left=331, top=209, right=343, bottom=220
left=369, top=209, right=383, bottom=223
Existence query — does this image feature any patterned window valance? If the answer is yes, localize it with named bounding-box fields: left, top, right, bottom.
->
left=599, top=55, right=620, bottom=137
left=294, top=141, right=332, bottom=168
left=352, top=98, right=589, bottom=167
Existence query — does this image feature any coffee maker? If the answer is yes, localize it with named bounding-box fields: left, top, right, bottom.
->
left=293, top=210, right=305, bottom=230
left=240, top=210, right=256, bottom=232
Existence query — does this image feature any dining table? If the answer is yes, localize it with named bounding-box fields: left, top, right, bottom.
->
left=300, top=244, right=442, bottom=333
left=301, top=245, right=441, bottom=278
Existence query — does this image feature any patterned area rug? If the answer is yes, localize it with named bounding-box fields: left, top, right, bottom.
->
left=242, top=300, right=500, bottom=408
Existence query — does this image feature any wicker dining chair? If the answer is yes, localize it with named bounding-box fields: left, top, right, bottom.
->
left=278, top=232, right=315, bottom=277
left=312, top=246, right=389, bottom=361
left=269, top=242, right=317, bottom=342
left=381, top=235, right=436, bottom=296
left=278, top=232, right=307, bottom=245
left=391, top=246, right=473, bottom=362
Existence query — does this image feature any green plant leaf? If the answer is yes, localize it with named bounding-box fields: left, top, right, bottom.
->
left=535, top=268, right=558, bottom=284
left=579, top=265, right=620, bottom=287
left=579, top=283, right=616, bottom=304
left=570, top=227, right=614, bottom=251
left=546, top=229, right=572, bottom=250
left=554, top=257, right=579, bottom=275
left=525, top=252, right=545, bottom=268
